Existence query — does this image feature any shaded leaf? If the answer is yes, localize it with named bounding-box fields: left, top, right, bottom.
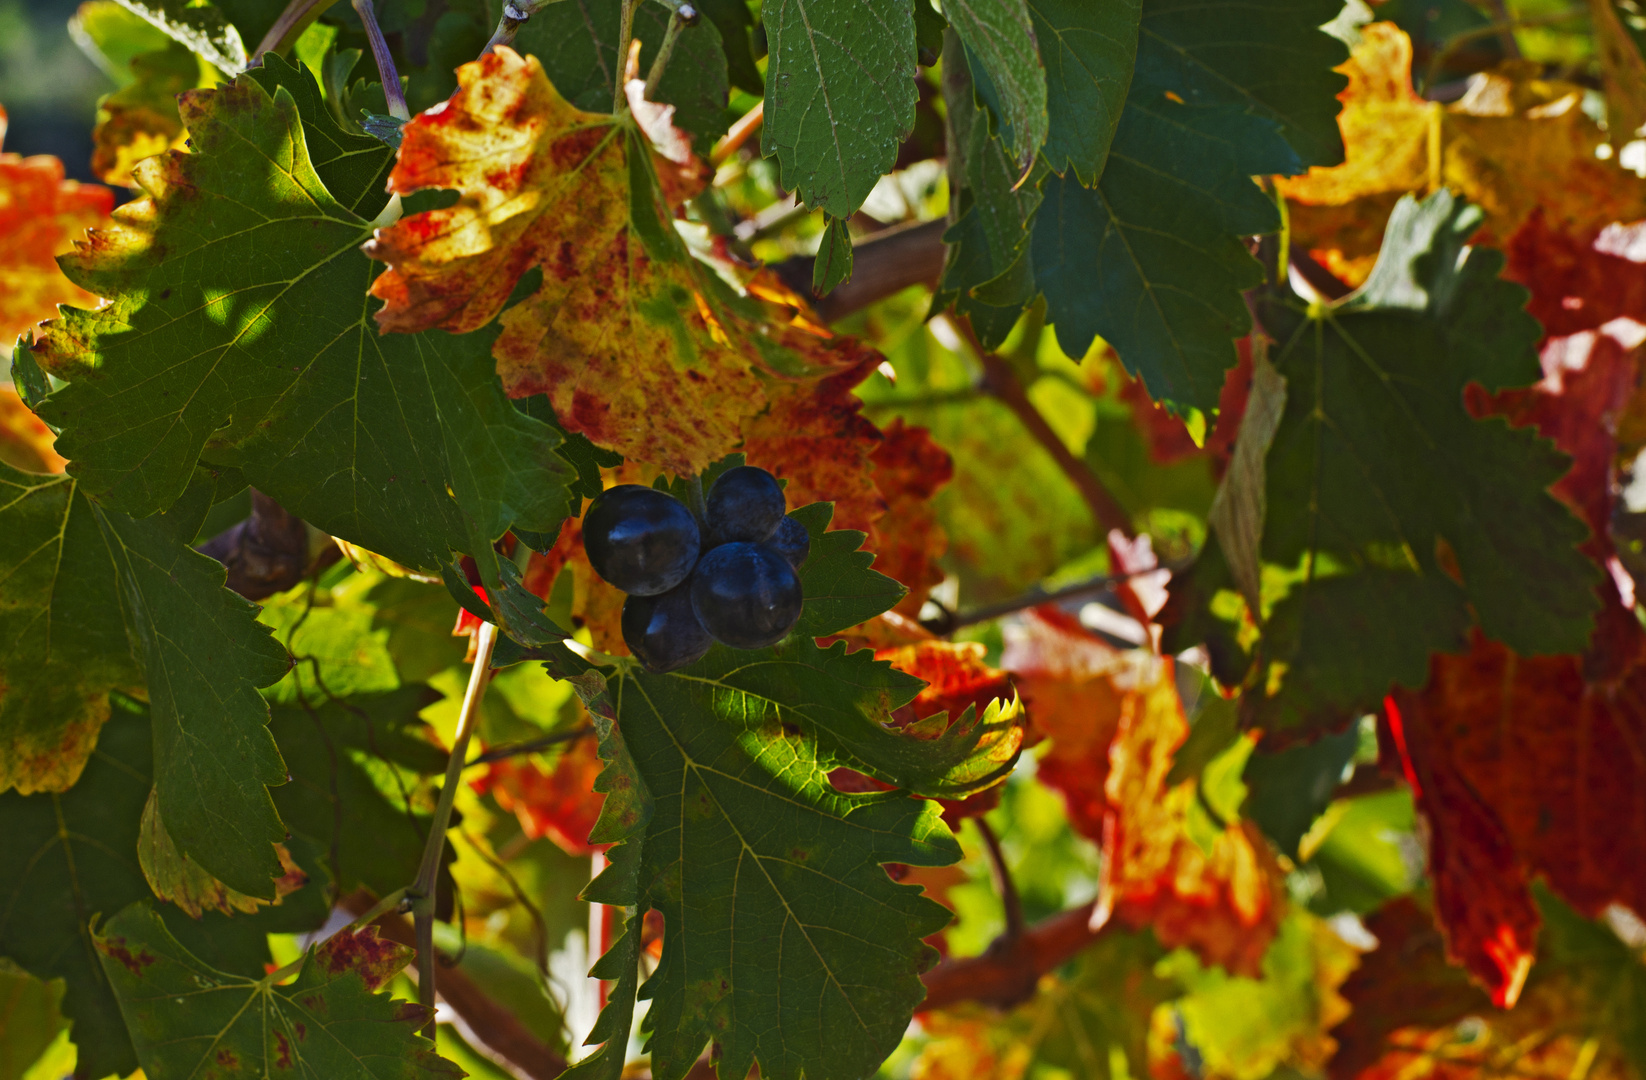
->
left=813, top=215, right=855, bottom=296
left=136, top=790, right=305, bottom=919
left=94, top=903, right=461, bottom=1080
left=1028, top=0, right=1143, bottom=184
left=948, top=0, right=1048, bottom=167
left=0, top=465, right=143, bottom=796
left=760, top=0, right=919, bottom=216
left=0, top=117, right=112, bottom=344
left=0, top=388, right=65, bottom=475
left=1181, top=192, right=1600, bottom=738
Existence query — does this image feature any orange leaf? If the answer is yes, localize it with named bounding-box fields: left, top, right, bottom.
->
left=0, top=108, right=113, bottom=344
left=1002, top=609, right=1283, bottom=975
left=365, top=48, right=765, bottom=474
left=472, top=735, right=606, bottom=857
left=1280, top=24, right=1646, bottom=278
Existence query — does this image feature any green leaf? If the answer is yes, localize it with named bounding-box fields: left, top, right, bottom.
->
left=1027, top=0, right=1143, bottom=184
left=1033, top=0, right=1346, bottom=415
left=696, top=0, right=764, bottom=94
left=1305, top=788, right=1417, bottom=913
left=0, top=466, right=143, bottom=796
left=1137, top=0, right=1348, bottom=170
left=32, top=60, right=576, bottom=574
left=110, top=0, right=250, bottom=73
left=761, top=0, right=919, bottom=216
left=72, top=1, right=175, bottom=80
left=514, top=0, right=733, bottom=154
left=621, top=665, right=959, bottom=1080
left=0, top=963, right=66, bottom=1080
left=938, top=47, right=1044, bottom=344
left=1239, top=192, right=1600, bottom=734
left=1029, top=931, right=1179, bottom=1080
left=94, top=480, right=291, bottom=897
left=947, top=0, right=1048, bottom=167
left=1242, top=727, right=1359, bottom=859
left=813, top=215, right=856, bottom=296
left=787, top=502, right=908, bottom=638
left=258, top=572, right=401, bottom=705
left=93, top=903, right=462, bottom=1080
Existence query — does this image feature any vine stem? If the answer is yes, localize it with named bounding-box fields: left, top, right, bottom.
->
left=955, top=316, right=1134, bottom=538
left=469, top=725, right=596, bottom=765
left=412, top=619, right=499, bottom=1039
left=252, top=0, right=342, bottom=61
left=352, top=0, right=410, bottom=120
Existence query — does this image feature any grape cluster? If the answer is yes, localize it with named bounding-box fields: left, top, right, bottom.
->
left=583, top=466, right=810, bottom=672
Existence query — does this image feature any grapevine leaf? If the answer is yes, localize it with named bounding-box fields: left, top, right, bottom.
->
left=1030, top=931, right=1179, bottom=1080
left=514, top=0, right=733, bottom=154
left=109, top=0, right=250, bottom=74
left=938, top=49, right=1044, bottom=344
left=619, top=665, right=959, bottom=1080
left=813, top=216, right=855, bottom=296
left=0, top=465, right=142, bottom=795
left=136, top=790, right=301, bottom=919
left=1001, top=613, right=1284, bottom=975
left=72, top=1, right=174, bottom=75
left=32, top=59, right=574, bottom=573
left=94, top=903, right=461, bottom=1080
left=696, top=0, right=763, bottom=94
left=0, top=125, right=112, bottom=344
left=1138, top=0, right=1346, bottom=170
left=946, top=0, right=1048, bottom=167
left=91, top=41, right=201, bottom=186
left=760, top=0, right=920, bottom=216
left=1240, top=192, right=1600, bottom=735
left=0, top=387, right=64, bottom=474
left=1028, top=0, right=1143, bottom=183
left=0, top=713, right=151, bottom=1080
left=367, top=47, right=766, bottom=476
left=1034, top=0, right=1346, bottom=415
left=94, top=479, right=292, bottom=898
left=787, top=503, right=906, bottom=639
left=1281, top=25, right=1646, bottom=275
left=0, top=964, right=65, bottom=1080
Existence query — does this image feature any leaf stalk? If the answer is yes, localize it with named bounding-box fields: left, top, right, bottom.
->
left=614, top=0, right=644, bottom=113
left=252, top=0, right=343, bottom=61
left=411, top=618, right=498, bottom=1038
left=482, top=0, right=562, bottom=56
left=352, top=0, right=410, bottom=120
left=643, top=6, right=695, bottom=101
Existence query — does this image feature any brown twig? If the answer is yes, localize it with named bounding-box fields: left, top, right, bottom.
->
left=920, top=901, right=1110, bottom=1011
left=196, top=490, right=316, bottom=600
left=973, top=818, right=1025, bottom=941
left=471, top=726, right=598, bottom=766
left=341, top=888, right=569, bottom=1078
left=920, top=573, right=1129, bottom=636
left=955, top=317, right=1134, bottom=538
left=772, top=218, right=948, bottom=322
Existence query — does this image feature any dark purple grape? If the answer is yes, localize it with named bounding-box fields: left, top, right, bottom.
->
left=769, top=514, right=811, bottom=569
left=582, top=485, right=701, bottom=596
left=690, top=542, right=803, bottom=650
left=622, top=584, right=713, bottom=673
left=706, top=465, right=786, bottom=545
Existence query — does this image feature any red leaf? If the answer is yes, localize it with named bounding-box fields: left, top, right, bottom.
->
left=472, top=735, right=606, bottom=856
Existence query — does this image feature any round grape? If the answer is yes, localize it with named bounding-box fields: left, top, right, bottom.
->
left=705, top=465, right=786, bottom=545
left=582, top=485, right=701, bottom=596
left=622, top=584, right=713, bottom=673
left=769, top=514, right=811, bottom=569
left=690, top=542, right=804, bottom=650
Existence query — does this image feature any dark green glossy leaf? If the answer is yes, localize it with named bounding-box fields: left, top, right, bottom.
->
left=761, top=0, right=919, bottom=216
left=947, top=0, right=1047, bottom=166
left=1028, top=0, right=1142, bottom=183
